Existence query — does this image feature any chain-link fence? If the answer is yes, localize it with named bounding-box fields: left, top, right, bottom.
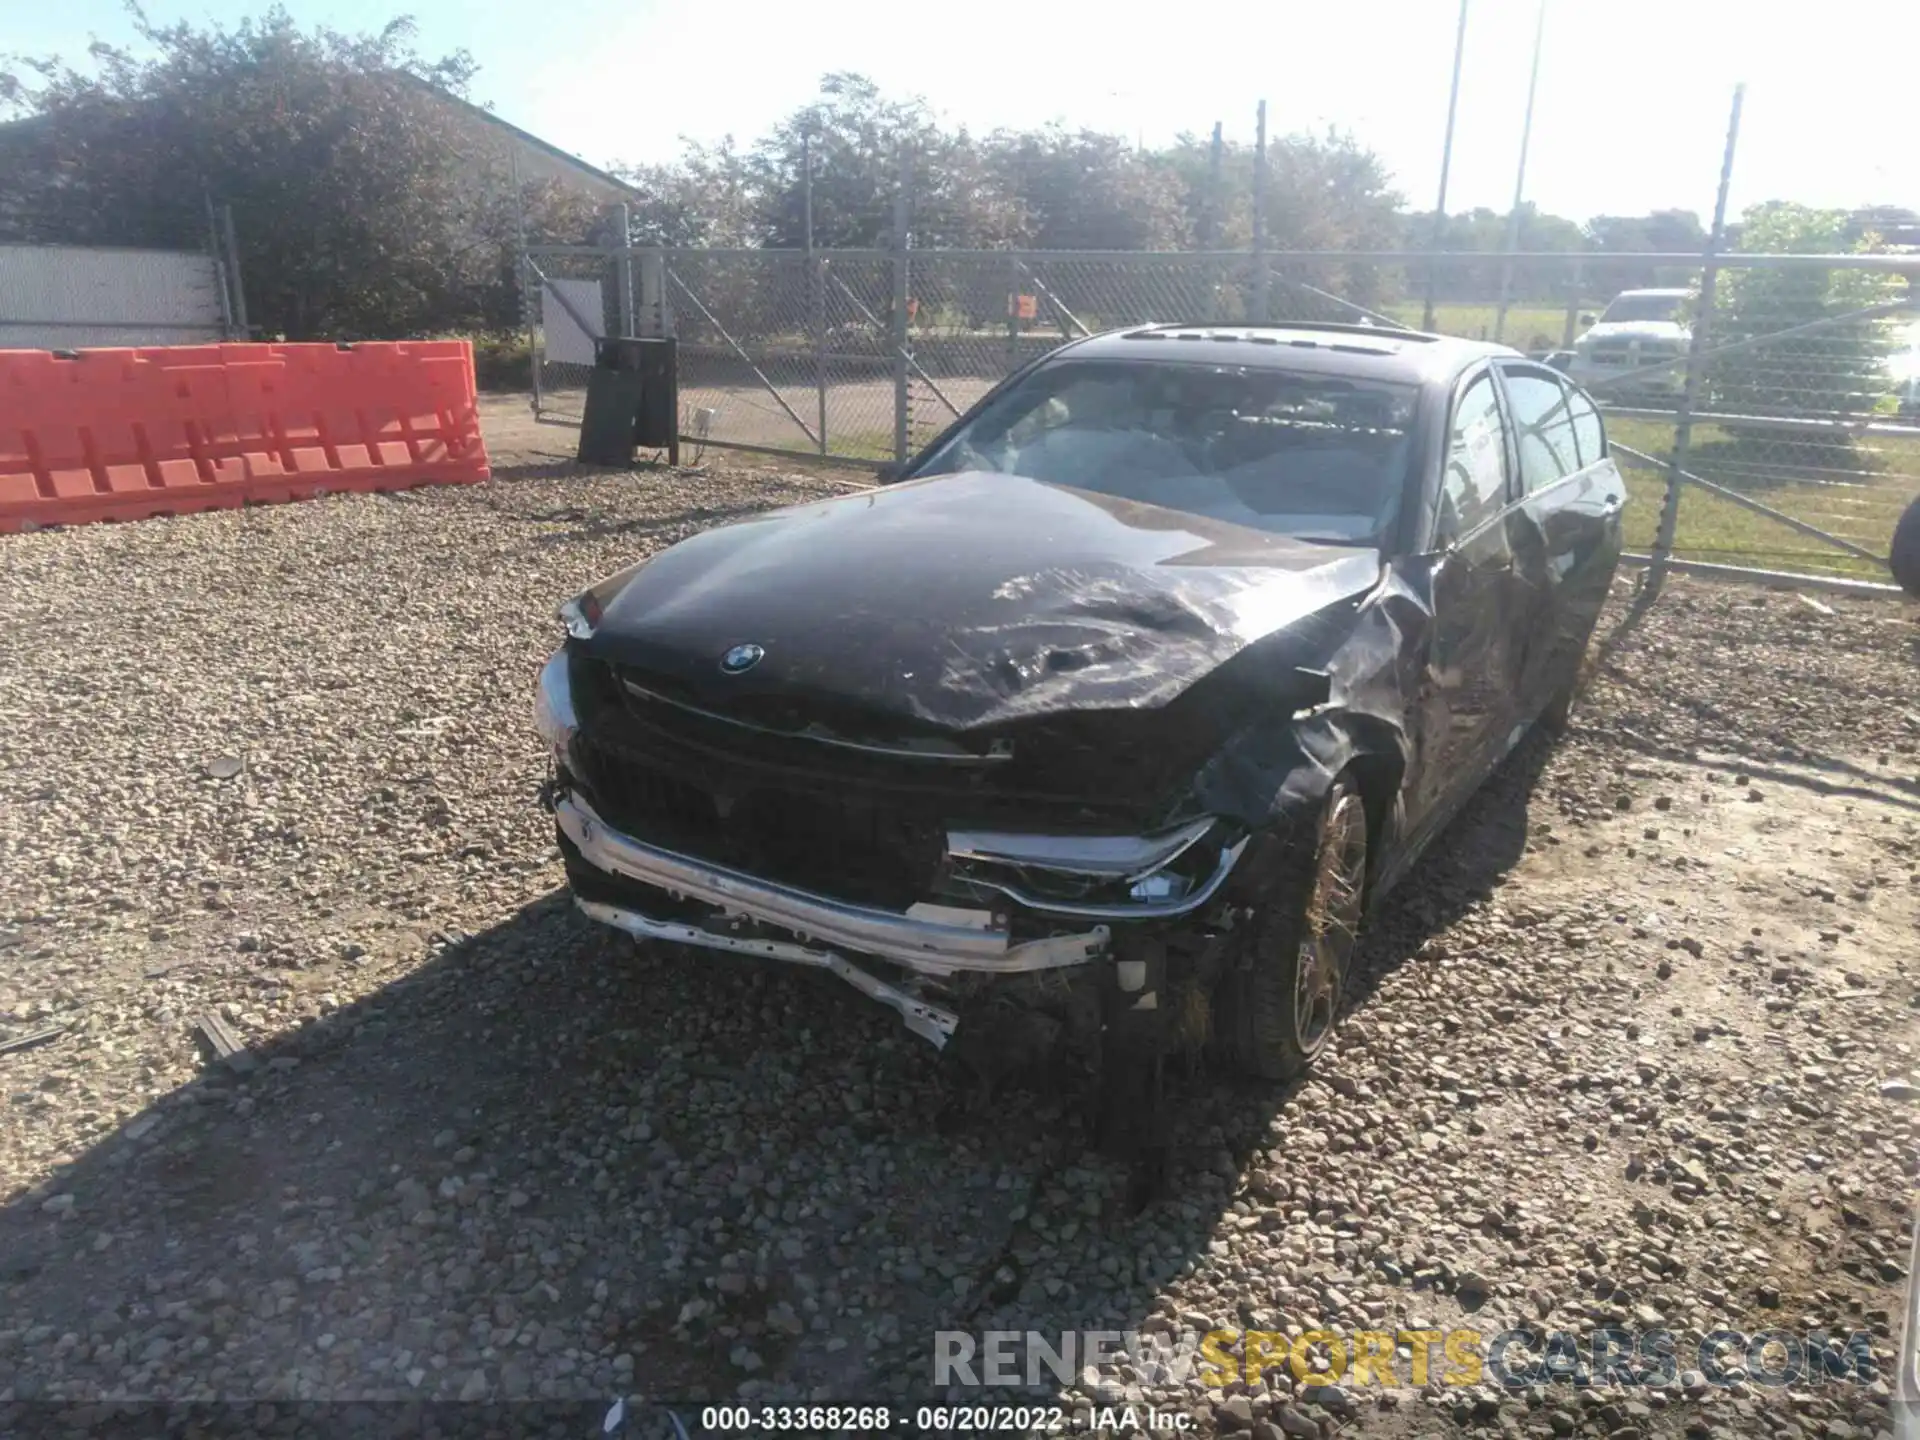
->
left=522, top=244, right=1917, bottom=586
left=1556, top=253, right=1917, bottom=587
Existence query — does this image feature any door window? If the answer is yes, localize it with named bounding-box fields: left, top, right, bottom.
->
left=1567, top=386, right=1605, bottom=468
left=1503, top=369, right=1581, bottom=492
left=1435, top=373, right=1509, bottom=545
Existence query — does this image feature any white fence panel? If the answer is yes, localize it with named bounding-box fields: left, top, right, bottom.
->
left=0, top=244, right=226, bottom=348
left=542, top=277, right=605, bottom=366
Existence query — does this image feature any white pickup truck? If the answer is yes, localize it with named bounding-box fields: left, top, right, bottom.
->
left=1563, top=288, right=1691, bottom=399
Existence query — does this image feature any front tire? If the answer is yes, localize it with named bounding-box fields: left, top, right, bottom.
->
left=1539, top=666, right=1580, bottom=734
left=1218, top=773, right=1368, bottom=1083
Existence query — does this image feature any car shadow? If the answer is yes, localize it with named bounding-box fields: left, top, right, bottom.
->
left=1683, top=431, right=1892, bottom=496
left=1140, top=721, right=1555, bottom=1201
left=1585, top=601, right=1920, bottom=813
left=0, top=726, right=1561, bottom=1420
left=1343, top=723, right=1554, bottom=1024
left=1611, top=426, right=1894, bottom=499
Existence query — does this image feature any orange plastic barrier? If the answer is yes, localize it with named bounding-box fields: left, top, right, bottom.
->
left=0, top=341, right=489, bottom=533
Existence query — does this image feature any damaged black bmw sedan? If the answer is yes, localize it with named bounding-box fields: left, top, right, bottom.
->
left=534, top=322, right=1622, bottom=1110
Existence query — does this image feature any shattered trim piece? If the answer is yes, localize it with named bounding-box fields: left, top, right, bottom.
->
left=0, top=1022, right=68, bottom=1058
left=555, top=792, right=1109, bottom=976
left=961, top=835, right=1251, bottom=919
left=193, top=1012, right=256, bottom=1074
left=947, top=816, right=1217, bottom=880
left=574, top=897, right=961, bottom=1048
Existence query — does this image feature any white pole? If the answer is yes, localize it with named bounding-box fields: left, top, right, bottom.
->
left=1422, top=0, right=1472, bottom=332
left=1494, top=0, right=1548, bottom=343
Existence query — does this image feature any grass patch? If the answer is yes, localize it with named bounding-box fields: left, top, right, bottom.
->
left=681, top=427, right=901, bottom=465
left=825, top=431, right=902, bottom=463
left=1606, top=414, right=1914, bottom=579
left=1382, top=302, right=1574, bottom=350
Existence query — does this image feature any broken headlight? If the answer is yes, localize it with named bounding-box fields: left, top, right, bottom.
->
left=558, top=592, right=602, bottom=640
left=1126, top=870, right=1191, bottom=903
left=943, top=817, right=1240, bottom=915
left=557, top=558, right=652, bottom=641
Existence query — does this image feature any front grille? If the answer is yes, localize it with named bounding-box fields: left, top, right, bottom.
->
left=569, top=733, right=720, bottom=851
left=562, top=646, right=1185, bottom=906
left=1591, top=343, right=1679, bottom=366
left=568, top=729, right=949, bottom=910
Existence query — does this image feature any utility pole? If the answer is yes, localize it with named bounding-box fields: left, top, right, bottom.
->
left=1206, top=121, right=1223, bottom=249
left=801, top=128, right=814, bottom=254
left=1493, top=0, right=1548, bottom=342
left=891, top=147, right=911, bottom=465
left=510, top=148, right=539, bottom=414
left=1647, top=83, right=1744, bottom=602
left=1422, top=0, right=1471, bottom=332
left=805, top=128, right=826, bottom=454
left=1252, top=100, right=1268, bottom=324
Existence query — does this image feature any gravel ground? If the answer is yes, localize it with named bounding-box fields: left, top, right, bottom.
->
left=0, top=408, right=1915, bottom=1439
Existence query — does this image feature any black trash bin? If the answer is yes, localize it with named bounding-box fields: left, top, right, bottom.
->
left=577, top=336, right=679, bottom=467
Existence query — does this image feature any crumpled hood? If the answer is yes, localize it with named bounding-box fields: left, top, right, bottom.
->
left=582, top=470, right=1384, bottom=731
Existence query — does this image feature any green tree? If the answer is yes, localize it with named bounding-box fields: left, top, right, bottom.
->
left=1162, top=127, right=1402, bottom=313
left=1585, top=209, right=1706, bottom=290
left=1400, top=204, right=1585, bottom=302
left=1704, top=202, right=1903, bottom=420
left=984, top=126, right=1188, bottom=251
left=1163, top=129, right=1400, bottom=252
left=615, top=140, right=759, bottom=249
left=1586, top=208, right=1705, bottom=255
left=749, top=73, right=1015, bottom=250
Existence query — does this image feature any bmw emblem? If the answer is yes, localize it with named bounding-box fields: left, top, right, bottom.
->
left=720, top=643, right=765, bottom=675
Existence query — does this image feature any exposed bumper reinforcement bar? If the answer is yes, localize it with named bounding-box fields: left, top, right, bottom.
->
left=555, top=792, right=1109, bottom=977
left=574, top=897, right=961, bottom=1049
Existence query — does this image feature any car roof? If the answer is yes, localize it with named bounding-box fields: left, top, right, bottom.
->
left=1611, top=288, right=1691, bottom=299
left=1053, top=321, right=1519, bottom=386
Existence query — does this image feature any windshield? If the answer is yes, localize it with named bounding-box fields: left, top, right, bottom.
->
left=1598, top=293, right=1686, bottom=324
left=909, top=360, right=1419, bottom=543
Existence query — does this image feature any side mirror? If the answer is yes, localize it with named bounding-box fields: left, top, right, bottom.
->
left=873, top=462, right=900, bottom=483
left=1579, top=313, right=1597, bottom=328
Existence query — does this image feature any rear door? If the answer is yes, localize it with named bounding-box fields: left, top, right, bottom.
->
left=1495, top=363, right=1625, bottom=718
left=1410, top=366, right=1525, bottom=831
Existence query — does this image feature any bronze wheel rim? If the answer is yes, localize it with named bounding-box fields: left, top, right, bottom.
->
left=1293, top=788, right=1367, bottom=1054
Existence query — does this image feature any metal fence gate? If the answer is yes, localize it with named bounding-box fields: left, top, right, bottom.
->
left=522, top=244, right=1918, bottom=590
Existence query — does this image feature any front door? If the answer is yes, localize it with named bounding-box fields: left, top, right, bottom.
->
left=1409, top=367, right=1524, bottom=833
left=1498, top=363, right=1626, bottom=718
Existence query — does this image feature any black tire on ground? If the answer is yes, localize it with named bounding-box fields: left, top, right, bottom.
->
left=1539, top=656, right=1584, bottom=734
left=1540, top=603, right=1613, bottom=734
left=1892, top=494, right=1920, bottom=599
left=1217, top=772, right=1369, bottom=1083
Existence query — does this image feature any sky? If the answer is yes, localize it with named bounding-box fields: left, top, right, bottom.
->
left=10, top=0, right=1917, bottom=223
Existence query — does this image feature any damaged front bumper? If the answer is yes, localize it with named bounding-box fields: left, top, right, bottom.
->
left=555, top=789, right=1112, bottom=976
left=535, top=651, right=1252, bottom=1048
left=552, top=789, right=1109, bottom=1049
left=572, top=894, right=969, bottom=1048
